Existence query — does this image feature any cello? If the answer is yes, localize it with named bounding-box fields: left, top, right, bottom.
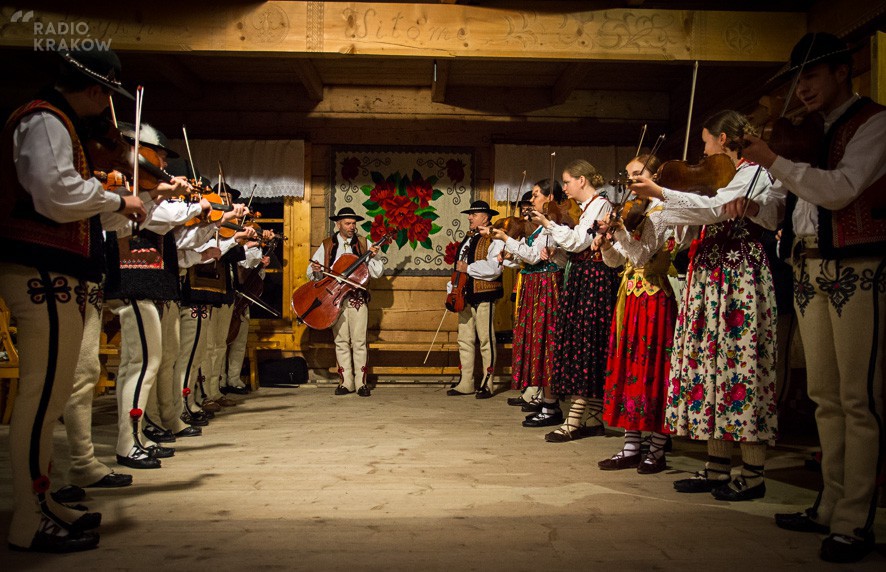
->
left=291, top=232, right=394, bottom=330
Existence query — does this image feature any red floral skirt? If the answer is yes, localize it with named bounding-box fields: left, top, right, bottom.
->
left=511, top=270, right=562, bottom=390
left=602, top=289, right=676, bottom=432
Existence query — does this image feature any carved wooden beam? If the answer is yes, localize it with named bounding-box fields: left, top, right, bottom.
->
left=552, top=62, right=593, bottom=106
left=292, top=58, right=324, bottom=101
left=0, top=2, right=806, bottom=63
left=431, top=59, right=450, bottom=103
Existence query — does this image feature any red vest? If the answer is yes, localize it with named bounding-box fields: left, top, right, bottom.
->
left=818, top=97, right=886, bottom=259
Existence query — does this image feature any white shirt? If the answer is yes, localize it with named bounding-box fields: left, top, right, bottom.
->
left=13, top=111, right=121, bottom=223
left=504, top=228, right=567, bottom=269
left=658, top=161, right=784, bottom=231
left=544, top=195, right=611, bottom=252
left=768, top=94, right=886, bottom=237
left=602, top=199, right=674, bottom=268
left=308, top=233, right=384, bottom=281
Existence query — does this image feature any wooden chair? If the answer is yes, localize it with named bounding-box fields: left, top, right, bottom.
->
left=0, top=296, right=20, bottom=424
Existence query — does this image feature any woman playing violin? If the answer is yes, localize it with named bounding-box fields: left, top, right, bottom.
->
left=481, top=179, right=566, bottom=426
left=594, top=154, right=686, bottom=474
left=528, top=160, right=620, bottom=442
left=629, top=109, right=785, bottom=501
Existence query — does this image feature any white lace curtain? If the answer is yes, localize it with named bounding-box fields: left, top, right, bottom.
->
left=167, top=139, right=305, bottom=199
left=493, top=144, right=637, bottom=202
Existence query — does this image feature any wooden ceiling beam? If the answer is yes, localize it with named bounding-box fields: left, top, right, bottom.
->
left=0, top=2, right=806, bottom=63
left=552, top=63, right=593, bottom=106
left=291, top=59, right=324, bottom=102
left=431, top=59, right=450, bottom=103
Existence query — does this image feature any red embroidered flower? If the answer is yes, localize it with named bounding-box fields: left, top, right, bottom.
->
left=182, top=388, right=191, bottom=396
left=444, top=241, right=461, bottom=265
left=446, top=159, right=465, bottom=183
left=370, top=215, right=394, bottom=242
left=407, top=216, right=432, bottom=243
left=341, top=157, right=361, bottom=181
left=406, top=174, right=435, bottom=208
left=129, top=408, right=143, bottom=419
left=370, top=180, right=397, bottom=210
left=33, top=474, right=51, bottom=494
left=385, top=195, right=418, bottom=228
left=730, top=383, right=747, bottom=402
left=725, top=309, right=745, bottom=329
left=690, top=384, right=704, bottom=401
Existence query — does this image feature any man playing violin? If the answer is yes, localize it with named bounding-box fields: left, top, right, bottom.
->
left=0, top=47, right=146, bottom=553
left=105, top=124, right=225, bottom=469
left=447, top=200, right=504, bottom=398
left=741, top=32, right=886, bottom=564
left=308, top=207, right=383, bottom=397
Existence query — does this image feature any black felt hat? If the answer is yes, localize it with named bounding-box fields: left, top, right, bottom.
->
left=329, top=207, right=364, bottom=222
left=768, top=32, right=857, bottom=85
left=213, top=182, right=241, bottom=202
left=518, top=191, right=533, bottom=207
left=460, top=200, right=499, bottom=216
left=58, top=48, right=134, bottom=100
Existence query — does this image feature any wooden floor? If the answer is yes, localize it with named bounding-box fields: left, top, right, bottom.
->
left=1, top=385, right=884, bottom=571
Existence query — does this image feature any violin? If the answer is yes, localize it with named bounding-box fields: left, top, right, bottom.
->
left=654, top=153, right=736, bottom=197
left=492, top=215, right=532, bottom=240
left=444, top=231, right=472, bottom=313
left=291, top=232, right=393, bottom=330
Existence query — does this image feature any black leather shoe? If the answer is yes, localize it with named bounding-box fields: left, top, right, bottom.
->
left=116, top=454, right=161, bottom=469
left=673, top=475, right=728, bottom=493
left=521, top=401, right=542, bottom=413
left=70, top=511, right=102, bottom=532
left=85, top=473, right=132, bottom=488
left=9, top=530, right=99, bottom=553
left=221, top=385, right=249, bottom=395
left=446, top=389, right=473, bottom=396
left=334, top=385, right=353, bottom=395
left=637, top=454, right=667, bottom=475
left=175, top=426, right=203, bottom=438
left=357, top=385, right=371, bottom=397
left=52, top=485, right=86, bottom=504
left=711, top=477, right=765, bottom=501
left=181, top=411, right=209, bottom=427
left=144, top=425, right=176, bottom=443
left=475, top=387, right=493, bottom=399
left=507, top=396, right=529, bottom=406
left=598, top=453, right=642, bottom=470
left=820, top=533, right=875, bottom=563
left=775, top=511, right=830, bottom=534
left=522, top=410, right=564, bottom=427
left=147, top=446, right=175, bottom=459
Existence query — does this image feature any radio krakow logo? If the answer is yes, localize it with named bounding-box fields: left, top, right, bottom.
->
left=11, top=10, right=112, bottom=51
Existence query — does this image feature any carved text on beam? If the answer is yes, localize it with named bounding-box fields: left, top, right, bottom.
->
left=0, top=4, right=805, bottom=63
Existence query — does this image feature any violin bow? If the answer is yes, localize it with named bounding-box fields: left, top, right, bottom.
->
left=683, top=61, right=699, bottom=162
left=513, top=170, right=527, bottom=218
left=182, top=124, right=198, bottom=181
left=130, top=85, right=144, bottom=233
left=634, top=123, right=648, bottom=159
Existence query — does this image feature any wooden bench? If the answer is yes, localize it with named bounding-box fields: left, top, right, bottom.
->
left=0, top=297, right=20, bottom=424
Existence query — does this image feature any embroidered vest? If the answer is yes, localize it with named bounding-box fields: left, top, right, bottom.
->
left=461, top=233, right=503, bottom=305
left=0, top=99, right=105, bottom=282
left=104, top=230, right=180, bottom=301
left=817, top=97, right=886, bottom=259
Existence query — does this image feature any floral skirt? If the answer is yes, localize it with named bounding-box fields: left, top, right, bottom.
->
left=512, top=270, right=562, bottom=390
left=603, top=289, right=676, bottom=432
left=551, top=261, right=620, bottom=398
left=665, top=264, right=778, bottom=443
